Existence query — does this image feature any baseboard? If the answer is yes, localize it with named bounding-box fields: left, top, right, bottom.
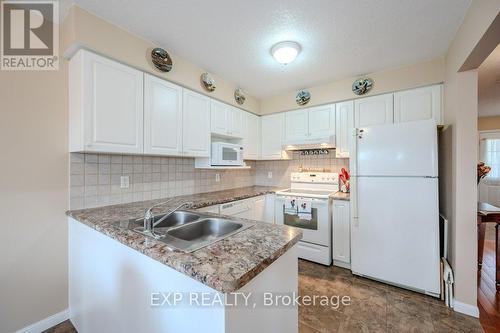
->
left=453, top=299, right=479, bottom=318
left=15, top=309, right=69, bottom=333
left=333, top=260, right=351, bottom=269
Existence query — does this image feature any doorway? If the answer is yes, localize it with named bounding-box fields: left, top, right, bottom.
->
left=476, top=41, right=500, bottom=333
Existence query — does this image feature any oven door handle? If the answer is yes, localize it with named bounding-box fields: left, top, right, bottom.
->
left=276, top=196, right=329, bottom=205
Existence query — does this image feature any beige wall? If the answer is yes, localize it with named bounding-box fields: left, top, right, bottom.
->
left=441, top=0, right=500, bottom=312
left=478, top=116, right=500, bottom=130
left=62, top=6, right=260, bottom=114
left=0, top=42, right=69, bottom=333
left=260, top=58, right=445, bottom=114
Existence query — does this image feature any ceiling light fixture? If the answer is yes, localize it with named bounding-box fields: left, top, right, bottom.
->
left=271, top=41, right=301, bottom=65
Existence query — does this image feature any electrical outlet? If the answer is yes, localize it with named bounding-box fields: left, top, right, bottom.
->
left=120, top=176, right=130, bottom=188
left=215, top=173, right=220, bottom=182
left=268, top=171, right=273, bottom=179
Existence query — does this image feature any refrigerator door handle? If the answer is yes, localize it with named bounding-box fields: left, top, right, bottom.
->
left=351, top=128, right=359, bottom=224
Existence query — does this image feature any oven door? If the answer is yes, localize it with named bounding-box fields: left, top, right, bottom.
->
left=275, top=196, right=331, bottom=246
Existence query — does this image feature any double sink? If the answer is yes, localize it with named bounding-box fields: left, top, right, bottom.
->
left=116, top=211, right=253, bottom=253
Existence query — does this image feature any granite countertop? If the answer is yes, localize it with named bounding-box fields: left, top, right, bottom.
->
left=332, top=192, right=350, bottom=201
left=66, top=186, right=302, bottom=293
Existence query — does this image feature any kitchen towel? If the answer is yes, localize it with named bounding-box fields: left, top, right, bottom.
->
left=284, top=199, right=297, bottom=215
left=297, top=199, right=312, bottom=221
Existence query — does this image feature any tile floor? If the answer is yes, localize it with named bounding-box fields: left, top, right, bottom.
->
left=298, top=260, right=483, bottom=332
left=44, top=260, right=484, bottom=333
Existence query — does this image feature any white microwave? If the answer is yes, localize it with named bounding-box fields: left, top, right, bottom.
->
left=211, top=142, right=244, bottom=166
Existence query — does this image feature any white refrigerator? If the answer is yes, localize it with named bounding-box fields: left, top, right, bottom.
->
left=350, top=119, right=440, bottom=296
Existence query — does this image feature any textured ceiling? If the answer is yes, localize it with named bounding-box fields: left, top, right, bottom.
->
left=72, top=0, right=471, bottom=99
left=479, top=43, right=500, bottom=117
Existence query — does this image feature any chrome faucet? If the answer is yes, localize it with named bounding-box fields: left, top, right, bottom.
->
left=143, top=199, right=173, bottom=235
left=143, top=200, right=194, bottom=236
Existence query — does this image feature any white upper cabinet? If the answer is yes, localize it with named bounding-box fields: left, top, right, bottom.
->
left=309, top=104, right=336, bottom=140
left=69, top=50, right=144, bottom=154
left=394, top=85, right=442, bottom=124
left=243, top=112, right=261, bottom=160
left=210, top=100, right=243, bottom=138
left=144, top=74, right=183, bottom=156
left=335, top=101, right=354, bottom=158
left=354, top=93, right=394, bottom=128
left=284, top=104, right=335, bottom=143
left=333, top=199, right=351, bottom=266
left=182, top=90, right=211, bottom=157
left=228, top=107, right=243, bottom=137
left=285, top=109, right=309, bottom=142
left=210, top=99, right=229, bottom=136
left=261, top=113, right=285, bottom=160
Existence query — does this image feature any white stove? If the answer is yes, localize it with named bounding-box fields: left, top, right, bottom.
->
left=275, top=172, right=339, bottom=265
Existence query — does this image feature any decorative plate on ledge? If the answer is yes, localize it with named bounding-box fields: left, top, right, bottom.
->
left=352, top=77, right=373, bottom=95
left=151, top=47, right=173, bottom=72
left=201, top=72, right=216, bottom=92
left=296, top=90, right=311, bottom=106
left=234, top=88, right=246, bottom=105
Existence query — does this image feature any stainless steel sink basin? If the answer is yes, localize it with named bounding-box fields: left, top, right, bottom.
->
left=166, top=218, right=243, bottom=241
left=163, top=218, right=252, bottom=252
left=114, top=211, right=253, bottom=253
left=147, top=211, right=200, bottom=229
left=118, top=211, right=200, bottom=229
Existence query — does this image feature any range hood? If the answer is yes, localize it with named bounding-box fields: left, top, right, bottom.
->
left=283, top=135, right=336, bottom=151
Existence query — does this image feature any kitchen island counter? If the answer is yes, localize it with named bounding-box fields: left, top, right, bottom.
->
left=67, top=186, right=301, bottom=293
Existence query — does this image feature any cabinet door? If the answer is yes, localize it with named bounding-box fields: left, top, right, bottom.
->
left=182, top=90, right=211, bottom=157
left=309, top=104, right=336, bottom=139
left=228, top=107, right=243, bottom=138
left=243, top=112, right=261, bottom=160
left=354, top=93, right=393, bottom=128
left=333, top=200, right=351, bottom=264
left=144, top=74, right=183, bottom=156
left=335, top=101, right=354, bottom=158
left=264, top=194, right=275, bottom=223
left=81, top=50, right=144, bottom=153
left=394, top=85, right=442, bottom=124
left=284, top=109, right=309, bottom=142
left=261, top=113, right=285, bottom=160
left=210, top=100, right=228, bottom=135
left=253, top=196, right=265, bottom=221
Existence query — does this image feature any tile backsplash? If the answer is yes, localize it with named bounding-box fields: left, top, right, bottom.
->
left=254, top=150, right=349, bottom=188
left=70, top=150, right=348, bottom=209
left=69, top=153, right=255, bottom=210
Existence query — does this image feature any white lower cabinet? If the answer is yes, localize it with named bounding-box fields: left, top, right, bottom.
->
left=263, top=194, right=275, bottom=223
left=253, top=196, right=266, bottom=221
left=332, top=199, right=351, bottom=268
left=253, top=194, right=275, bottom=223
